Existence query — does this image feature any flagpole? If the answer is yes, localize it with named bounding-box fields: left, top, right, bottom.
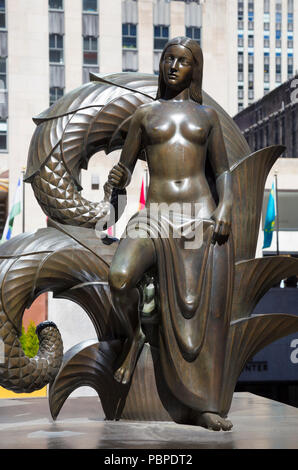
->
left=145, top=166, right=149, bottom=199
left=274, top=172, right=279, bottom=256
left=22, top=168, right=25, bottom=233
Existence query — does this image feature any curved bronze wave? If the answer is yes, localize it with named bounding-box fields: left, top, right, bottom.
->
left=0, top=227, right=123, bottom=393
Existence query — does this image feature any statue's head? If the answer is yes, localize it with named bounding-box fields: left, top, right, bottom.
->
left=156, top=36, right=203, bottom=104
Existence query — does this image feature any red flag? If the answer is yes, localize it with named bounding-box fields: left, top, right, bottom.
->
left=138, top=178, right=146, bottom=211
left=107, top=225, right=113, bottom=236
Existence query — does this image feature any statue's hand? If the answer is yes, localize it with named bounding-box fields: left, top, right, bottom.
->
left=211, top=203, right=232, bottom=246
left=108, top=162, right=131, bottom=189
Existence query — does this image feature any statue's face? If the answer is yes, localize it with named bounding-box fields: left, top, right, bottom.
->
left=162, top=44, right=194, bottom=90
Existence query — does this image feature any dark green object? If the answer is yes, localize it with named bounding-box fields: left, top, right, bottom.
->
left=20, top=321, right=39, bottom=358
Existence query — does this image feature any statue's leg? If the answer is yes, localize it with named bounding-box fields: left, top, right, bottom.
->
left=109, top=234, right=156, bottom=384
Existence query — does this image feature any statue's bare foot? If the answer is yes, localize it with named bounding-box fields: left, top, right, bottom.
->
left=197, top=412, right=233, bottom=431
left=114, top=329, right=145, bottom=385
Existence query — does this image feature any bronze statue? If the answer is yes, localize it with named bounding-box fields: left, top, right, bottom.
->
left=108, top=37, right=234, bottom=430
left=0, top=37, right=298, bottom=432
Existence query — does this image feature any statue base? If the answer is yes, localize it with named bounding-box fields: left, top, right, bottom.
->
left=0, top=392, right=297, bottom=449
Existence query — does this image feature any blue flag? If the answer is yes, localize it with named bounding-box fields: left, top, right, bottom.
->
left=263, top=181, right=276, bottom=249
left=1, top=176, right=22, bottom=243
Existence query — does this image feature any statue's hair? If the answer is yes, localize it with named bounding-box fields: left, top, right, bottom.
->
left=156, top=36, right=203, bottom=104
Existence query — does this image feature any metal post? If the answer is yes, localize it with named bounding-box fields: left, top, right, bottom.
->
left=21, top=168, right=25, bottom=233
left=145, top=166, right=149, bottom=200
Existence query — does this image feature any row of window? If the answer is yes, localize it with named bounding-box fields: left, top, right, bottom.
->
left=49, top=25, right=201, bottom=68
left=239, top=34, right=294, bottom=50
left=49, top=0, right=97, bottom=12
left=238, top=0, right=294, bottom=32
left=0, top=0, right=97, bottom=29
left=49, top=33, right=98, bottom=65
left=48, top=22, right=201, bottom=104
left=0, top=0, right=98, bottom=29
left=122, top=24, right=201, bottom=51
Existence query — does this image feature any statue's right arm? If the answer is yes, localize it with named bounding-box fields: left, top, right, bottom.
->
left=108, top=108, right=143, bottom=189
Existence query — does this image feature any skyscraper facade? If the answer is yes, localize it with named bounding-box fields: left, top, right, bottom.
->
left=0, top=0, right=297, bottom=245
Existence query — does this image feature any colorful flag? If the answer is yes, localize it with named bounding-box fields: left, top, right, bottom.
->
left=138, top=178, right=146, bottom=211
left=263, top=181, right=276, bottom=249
left=1, top=176, right=22, bottom=243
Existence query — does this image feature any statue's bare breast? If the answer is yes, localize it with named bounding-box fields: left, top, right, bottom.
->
left=141, top=101, right=215, bottom=215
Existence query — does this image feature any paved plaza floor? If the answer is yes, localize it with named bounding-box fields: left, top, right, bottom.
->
left=0, top=392, right=297, bottom=450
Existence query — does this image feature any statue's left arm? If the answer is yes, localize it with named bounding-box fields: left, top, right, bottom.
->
left=108, top=107, right=143, bottom=189
left=206, top=108, right=233, bottom=245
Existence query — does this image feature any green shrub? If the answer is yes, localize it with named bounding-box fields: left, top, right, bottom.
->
left=20, top=321, right=39, bottom=358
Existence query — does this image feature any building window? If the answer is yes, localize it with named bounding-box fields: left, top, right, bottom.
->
left=288, top=1, right=294, bottom=31
left=0, top=0, right=5, bottom=29
left=264, top=0, right=270, bottom=14
left=49, top=34, right=64, bottom=64
left=264, top=53, right=270, bottom=81
left=248, top=0, right=254, bottom=30
left=288, top=0, right=294, bottom=13
left=248, top=34, right=254, bottom=47
left=83, top=0, right=97, bottom=12
left=276, top=3, right=282, bottom=46
left=288, top=55, right=293, bottom=77
left=49, top=0, right=63, bottom=9
left=276, top=1, right=282, bottom=12
left=238, top=0, right=244, bottom=29
left=91, top=174, right=99, bottom=190
left=248, top=89, right=254, bottom=100
left=288, top=36, right=293, bottom=48
left=264, top=22, right=270, bottom=31
left=264, top=35, right=270, bottom=48
left=0, top=119, right=7, bottom=151
left=83, top=36, right=98, bottom=65
left=50, top=87, right=64, bottom=106
left=238, top=34, right=244, bottom=47
left=154, top=25, right=169, bottom=51
left=186, top=26, right=201, bottom=45
left=275, top=54, right=281, bottom=81
left=276, top=29, right=282, bottom=48
left=0, top=57, right=6, bottom=89
left=288, top=13, right=293, bottom=31
left=238, top=102, right=244, bottom=112
left=238, top=86, right=244, bottom=99
left=275, top=73, right=281, bottom=83
left=122, top=24, right=137, bottom=49
left=248, top=53, right=254, bottom=73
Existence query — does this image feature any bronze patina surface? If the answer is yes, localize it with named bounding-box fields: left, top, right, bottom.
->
left=0, top=37, right=297, bottom=432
